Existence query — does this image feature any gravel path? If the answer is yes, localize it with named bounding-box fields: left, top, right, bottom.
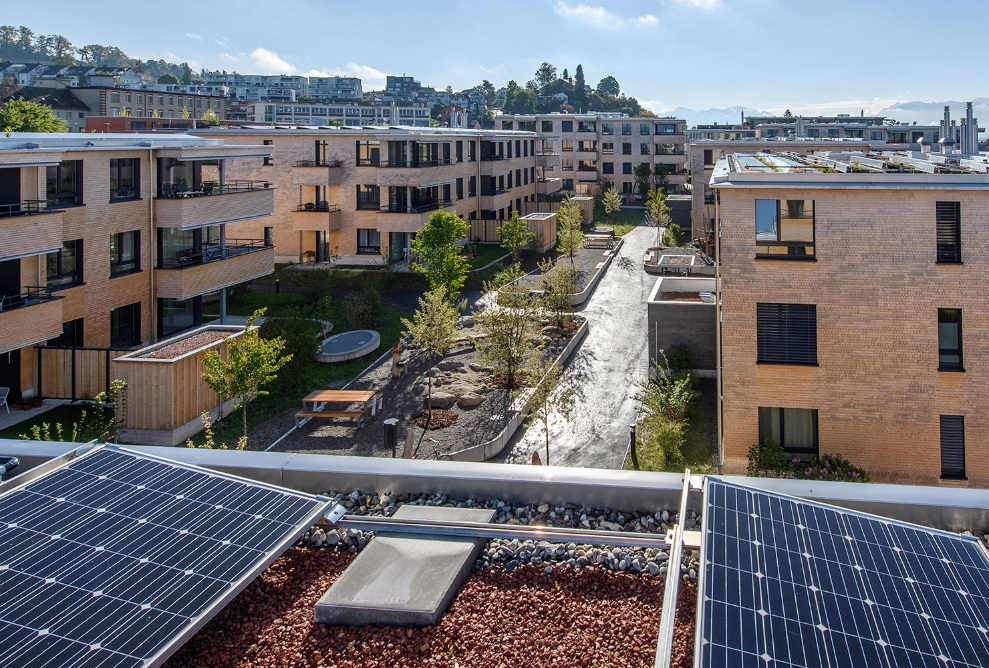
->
left=496, top=222, right=655, bottom=469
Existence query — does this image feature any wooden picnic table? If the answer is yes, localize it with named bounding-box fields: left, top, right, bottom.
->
left=297, top=389, right=383, bottom=427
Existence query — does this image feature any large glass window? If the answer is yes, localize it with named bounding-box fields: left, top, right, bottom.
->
left=110, top=158, right=140, bottom=201
left=47, top=318, right=84, bottom=347
left=110, top=231, right=140, bottom=276
left=46, top=161, right=83, bottom=207
left=356, top=140, right=380, bottom=166
left=541, top=120, right=553, bottom=133
left=936, top=201, right=961, bottom=263
left=759, top=407, right=819, bottom=456
left=757, top=303, right=817, bottom=365
left=110, top=302, right=141, bottom=348
left=938, top=308, right=963, bottom=371
left=601, top=123, right=614, bottom=135
left=656, top=123, right=677, bottom=134
left=621, top=123, right=632, bottom=135
left=356, top=185, right=380, bottom=210
left=561, top=120, right=573, bottom=132
left=46, top=239, right=83, bottom=289
left=357, top=228, right=381, bottom=254
left=755, top=199, right=815, bottom=258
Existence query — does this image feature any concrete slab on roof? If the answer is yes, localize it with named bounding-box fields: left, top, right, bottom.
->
left=315, top=505, right=495, bottom=626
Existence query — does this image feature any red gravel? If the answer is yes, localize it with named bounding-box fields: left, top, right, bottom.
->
left=164, top=546, right=697, bottom=668
left=139, top=331, right=232, bottom=359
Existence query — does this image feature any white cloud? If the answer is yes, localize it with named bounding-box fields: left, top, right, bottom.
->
left=250, top=47, right=294, bottom=74
left=304, top=69, right=331, bottom=78
left=670, top=0, right=723, bottom=10
left=184, top=32, right=203, bottom=42
left=214, top=35, right=230, bottom=47
left=218, top=52, right=240, bottom=64
left=553, top=1, right=658, bottom=28
left=640, top=99, right=666, bottom=113
left=769, top=98, right=904, bottom=117
left=332, top=63, right=388, bottom=88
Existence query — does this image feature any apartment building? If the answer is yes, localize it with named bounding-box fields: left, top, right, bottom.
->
left=0, top=84, right=90, bottom=132
left=203, top=73, right=307, bottom=102
left=496, top=113, right=688, bottom=197
left=710, top=149, right=989, bottom=486
left=0, top=133, right=275, bottom=403
left=307, top=76, right=363, bottom=101
left=239, top=101, right=431, bottom=127
left=194, top=126, right=547, bottom=264
left=70, top=86, right=226, bottom=121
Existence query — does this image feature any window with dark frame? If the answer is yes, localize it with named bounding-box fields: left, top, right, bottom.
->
left=46, top=161, right=83, bottom=208
left=936, top=201, right=961, bottom=263
left=757, top=303, right=817, bottom=365
left=110, top=230, right=140, bottom=276
left=47, top=318, right=84, bottom=348
left=46, top=239, right=83, bottom=289
left=938, top=308, right=963, bottom=371
left=758, top=407, right=819, bottom=456
left=357, top=228, right=380, bottom=254
left=356, top=185, right=380, bottom=210
left=110, top=302, right=141, bottom=348
left=561, top=120, right=573, bottom=132
left=109, top=158, right=140, bottom=201
left=263, top=139, right=273, bottom=166
left=940, top=415, right=965, bottom=479
left=755, top=199, right=815, bottom=258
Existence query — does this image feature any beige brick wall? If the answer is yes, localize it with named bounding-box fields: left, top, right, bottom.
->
left=719, top=186, right=989, bottom=486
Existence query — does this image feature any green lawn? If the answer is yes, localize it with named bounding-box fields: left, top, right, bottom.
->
left=250, top=264, right=426, bottom=291
left=468, top=243, right=510, bottom=270
left=590, top=209, right=644, bottom=236
left=0, top=405, right=89, bottom=440
left=627, top=378, right=717, bottom=473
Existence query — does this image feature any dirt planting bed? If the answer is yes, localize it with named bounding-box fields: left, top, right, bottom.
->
left=137, top=331, right=231, bottom=359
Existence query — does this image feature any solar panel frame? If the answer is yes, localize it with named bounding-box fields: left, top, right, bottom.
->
left=696, top=477, right=989, bottom=668
left=0, top=444, right=332, bottom=668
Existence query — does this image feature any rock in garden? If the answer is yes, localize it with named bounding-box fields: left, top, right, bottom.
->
left=457, top=393, right=485, bottom=408
left=438, top=360, right=464, bottom=371
left=468, top=363, right=482, bottom=372
left=541, top=326, right=564, bottom=338
left=425, top=392, right=457, bottom=409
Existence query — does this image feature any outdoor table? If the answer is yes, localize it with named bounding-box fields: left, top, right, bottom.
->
left=302, top=389, right=383, bottom=421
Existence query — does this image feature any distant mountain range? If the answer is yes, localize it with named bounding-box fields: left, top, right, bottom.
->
left=661, top=99, right=988, bottom=131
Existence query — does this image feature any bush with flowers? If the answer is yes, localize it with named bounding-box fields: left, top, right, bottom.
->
left=748, top=440, right=870, bottom=483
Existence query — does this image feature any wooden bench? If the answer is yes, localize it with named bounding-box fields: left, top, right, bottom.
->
left=584, top=234, right=614, bottom=249
left=295, top=409, right=366, bottom=427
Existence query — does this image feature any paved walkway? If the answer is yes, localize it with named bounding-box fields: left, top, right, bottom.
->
left=494, top=222, right=657, bottom=469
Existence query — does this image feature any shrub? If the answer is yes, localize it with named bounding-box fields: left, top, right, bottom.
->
left=640, top=415, right=685, bottom=470
left=490, top=262, right=525, bottom=288
left=344, top=288, right=380, bottom=329
left=663, top=347, right=693, bottom=375
left=747, top=441, right=871, bottom=482
left=662, top=222, right=684, bottom=247
left=746, top=440, right=790, bottom=478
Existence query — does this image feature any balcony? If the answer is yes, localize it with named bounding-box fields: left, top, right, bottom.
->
left=0, top=287, right=64, bottom=354
left=155, top=181, right=274, bottom=230
left=536, top=152, right=560, bottom=169
left=535, top=178, right=563, bottom=195
left=155, top=241, right=274, bottom=300
left=291, top=160, right=343, bottom=186
left=380, top=200, right=451, bottom=215
left=0, top=202, right=63, bottom=261
left=291, top=203, right=342, bottom=232
left=382, top=159, right=453, bottom=168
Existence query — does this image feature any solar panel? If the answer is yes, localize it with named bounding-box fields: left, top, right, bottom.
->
left=0, top=445, right=332, bottom=668
left=698, top=478, right=989, bottom=668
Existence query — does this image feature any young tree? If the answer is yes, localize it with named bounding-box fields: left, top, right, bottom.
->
left=201, top=308, right=293, bottom=439
left=402, top=286, right=461, bottom=441
left=601, top=185, right=622, bottom=215
left=476, top=285, right=541, bottom=390
left=411, top=210, right=471, bottom=300
left=534, top=62, right=557, bottom=88
left=519, top=355, right=574, bottom=466
left=562, top=68, right=569, bottom=80
left=574, top=64, right=585, bottom=103
left=633, top=163, right=653, bottom=201
left=538, top=258, right=577, bottom=328
left=555, top=196, right=585, bottom=269
left=645, top=187, right=672, bottom=248
left=497, top=210, right=536, bottom=262
left=0, top=100, right=67, bottom=133
left=653, top=163, right=670, bottom=194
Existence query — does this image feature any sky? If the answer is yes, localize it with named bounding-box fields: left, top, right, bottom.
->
left=6, top=0, right=987, bottom=118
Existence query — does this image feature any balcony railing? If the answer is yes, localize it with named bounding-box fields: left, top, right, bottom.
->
left=159, top=239, right=272, bottom=269
left=0, top=200, right=55, bottom=218
left=293, top=160, right=342, bottom=167
left=356, top=158, right=380, bottom=166
left=380, top=200, right=452, bottom=214
left=480, top=155, right=507, bottom=161
left=157, top=180, right=270, bottom=198
left=383, top=159, right=453, bottom=168
left=294, top=202, right=341, bottom=213
left=480, top=187, right=508, bottom=196
left=0, top=286, right=62, bottom=312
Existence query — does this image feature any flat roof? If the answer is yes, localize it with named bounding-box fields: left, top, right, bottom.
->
left=195, top=125, right=537, bottom=138
left=0, top=132, right=228, bottom=151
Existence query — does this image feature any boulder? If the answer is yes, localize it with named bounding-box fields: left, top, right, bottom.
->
left=438, top=360, right=464, bottom=371
left=425, top=392, right=457, bottom=409
left=457, top=393, right=485, bottom=408
left=541, top=325, right=565, bottom=338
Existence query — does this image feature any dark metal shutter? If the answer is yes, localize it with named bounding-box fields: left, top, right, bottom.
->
left=936, top=201, right=961, bottom=263
left=940, top=415, right=965, bottom=479
left=757, top=304, right=817, bottom=364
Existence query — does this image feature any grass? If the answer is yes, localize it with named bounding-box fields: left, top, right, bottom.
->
left=0, top=404, right=89, bottom=440
left=467, top=243, right=510, bottom=270
left=249, top=264, right=426, bottom=291
left=590, top=209, right=644, bottom=237
left=626, top=377, right=717, bottom=473
left=184, top=289, right=409, bottom=449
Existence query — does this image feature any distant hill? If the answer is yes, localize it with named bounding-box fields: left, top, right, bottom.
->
left=876, top=98, right=989, bottom=128
left=659, top=105, right=773, bottom=127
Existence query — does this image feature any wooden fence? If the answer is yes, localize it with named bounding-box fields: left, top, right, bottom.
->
left=38, top=347, right=128, bottom=401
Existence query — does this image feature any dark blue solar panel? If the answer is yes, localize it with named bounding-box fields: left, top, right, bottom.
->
left=0, top=446, right=329, bottom=668
left=700, top=479, right=989, bottom=668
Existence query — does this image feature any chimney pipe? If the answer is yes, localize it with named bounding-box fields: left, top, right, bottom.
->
left=966, top=102, right=975, bottom=153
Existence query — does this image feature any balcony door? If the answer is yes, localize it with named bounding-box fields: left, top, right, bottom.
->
left=0, top=349, right=20, bottom=401
left=0, top=259, right=20, bottom=305
left=0, top=168, right=19, bottom=213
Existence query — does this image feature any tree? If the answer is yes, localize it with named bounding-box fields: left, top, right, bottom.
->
left=633, top=163, right=653, bottom=201
left=645, top=188, right=672, bottom=248
left=181, top=62, right=193, bottom=85
left=596, top=75, right=620, bottom=97
left=411, top=210, right=471, bottom=299
left=519, top=355, right=574, bottom=466
left=479, top=80, right=496, bottom=108
left=476, top=285, right=541, bottom=391
left=538, top=258, right=578, bottom=329
left=0, top=99, right=66, bottom=133
left=402, top=286, right=460, bottom=443
left=534, top=62, right=557, bottom=88
left=555, top=196, right=585, bottom=269
left=201, top=308, right=293, bottom=439
left=562, top=68, right=569, bottom=80
left=783, top=109, right=793, bottom=118
left=574, top=64, right=585, bottom=103
left=157, top=72, right=180, bottom=85
left=601, top=185, right=622, bottom=215
left=497, top=210, right=536, bottom=262
left=653, top=163, right=670, bottom=194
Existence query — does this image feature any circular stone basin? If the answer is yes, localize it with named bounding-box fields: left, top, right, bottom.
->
left=316, top=330, right=380, bottom=363
left=590, top=226, right=614, bottom=236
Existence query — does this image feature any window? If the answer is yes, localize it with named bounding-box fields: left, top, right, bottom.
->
left=577, top=121, right=595, bottom=133
left=110, top=158, right=140, bottom=201
left=622, top=162, right=632, bottom=174
left=467, top=141, right=476, bottom=162
left=47, top=240, right=83, bottom=289
left=110, top=302, right=141, bottom=348
left=755, top=199, right=815, bottom=258
left=47, top=318, right=84, bottom=347
left=936, top=201, right=961, bottom=263
left=356, top=140, right=380, bottom=166
left=501, top=120, right=513, bottom=130
left=940, top=415, right=965, bottom=479
left=456, top=141, right=463, bottom=162
left=110, top=231, right=140, bottom=276
left=456, top=178, right=464, bottom=200
left=621, top=123, right=631, bottom=135
left=807, top=128, right=820, bottom=138
left=356, top=185, right=380, bottom=210
left=561, top=158, right=574, bottom=171
left=757, top=303, right=817, bottom=365
left=827, top=128, right=839, bottom=138
left=561, top=120, right=573, bottom=132
left=562, top=179, right=573, bottom=190
left=601, top=123, right=614, bottom=135
left=110, top=92, right=120, bottom=103
left=602, top=162, right=614, bottom=174
left=938, top=308, right=963, bottom=371
left=602, top=142, right=614, bottom=154
left=759, top=408, right=819, bottom=456
left=263, top=139, right=273, bottom=166
left=124, top=93, right=131, bottom=103
left=468, top=176, right=476, bottom=197
left=656, top=123, right=677, bottom=134
left=870, top=131, right=883, bottom=141
left=357, top=228, right=380, bottom=254
left=561, top=139, right=574, bottom=152
left=639, top=123, right=651, bottom=135
left=541, top=120, right=553, bottom=132
left=46, top=161, right=83, bottom=207
left=640, top=143, right=650, bottom=155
